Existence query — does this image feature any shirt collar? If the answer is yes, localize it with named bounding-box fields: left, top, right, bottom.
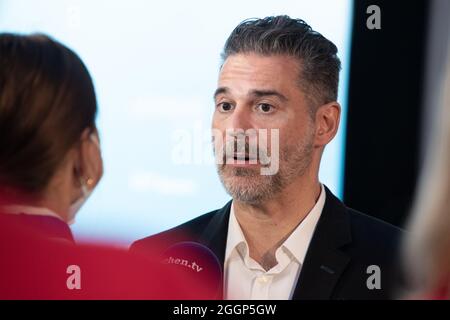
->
left=282, top=184, right=326, bottom=264
left=225, top=205, right=248, bottom=262
left=0, top=205, right=64, bottom=221
left=225, top=184, right=326, bottom=266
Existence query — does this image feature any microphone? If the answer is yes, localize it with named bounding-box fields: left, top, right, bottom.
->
left=161, top=241, right=222, bottom=299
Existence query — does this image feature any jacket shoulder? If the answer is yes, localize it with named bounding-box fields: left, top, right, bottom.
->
left=348, top=208, right=403, bottom=242
left=332, top=208, right=405, bottom=299
left=345, top=207, right=404, bottom=260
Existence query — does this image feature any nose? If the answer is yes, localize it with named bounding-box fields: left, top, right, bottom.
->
left=228, top=104, right=253, bottom=132
left=224, top=105, right=258, bottom=154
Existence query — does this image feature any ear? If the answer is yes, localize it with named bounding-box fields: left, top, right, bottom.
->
left=314, top=101, right=341, bottom=148
left=72, top=128, right=103, bottom=192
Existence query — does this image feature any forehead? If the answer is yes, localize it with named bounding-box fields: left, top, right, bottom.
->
left=218, top=53, right=300, bottom=92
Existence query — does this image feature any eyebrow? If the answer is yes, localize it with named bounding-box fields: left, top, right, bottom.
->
left=249, top=89, right=288, bottom=102
left=213, top=87, right=288, bottom=102
left=213, top=87, right=229, bottom=99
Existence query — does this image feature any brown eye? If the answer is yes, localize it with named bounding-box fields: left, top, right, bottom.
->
left=218, top=102, right=233, bottom=112
left=257, top=103, right=274, bottom=113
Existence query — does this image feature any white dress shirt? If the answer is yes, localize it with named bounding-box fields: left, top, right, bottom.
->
left=224, top=184, right=326, bottom=300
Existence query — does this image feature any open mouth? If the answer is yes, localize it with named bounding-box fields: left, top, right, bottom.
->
left=228, top=154, right=258, bottom=163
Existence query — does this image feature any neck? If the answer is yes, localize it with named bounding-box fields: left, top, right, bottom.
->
left=0, top=185, right=68, bottom=222
left=233, top=174, right=321, bottom=270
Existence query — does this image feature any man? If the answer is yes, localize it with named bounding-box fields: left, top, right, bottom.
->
left=131, top=15, right=402, bottom=300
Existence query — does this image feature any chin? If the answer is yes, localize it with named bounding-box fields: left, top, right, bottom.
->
left=221, top=176, right=274, bottom=203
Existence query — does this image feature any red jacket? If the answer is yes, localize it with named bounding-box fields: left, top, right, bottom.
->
left=0, top=213, right=217, bottom=300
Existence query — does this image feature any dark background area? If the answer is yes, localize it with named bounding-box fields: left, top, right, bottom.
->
left=343, top=0, right=430, bottom=227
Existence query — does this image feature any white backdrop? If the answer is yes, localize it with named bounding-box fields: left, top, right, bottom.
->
left=0, top=0, right=353, bottom=245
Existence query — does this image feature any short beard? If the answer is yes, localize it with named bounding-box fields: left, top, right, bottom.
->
left=216, top=133, right=314, bottom=205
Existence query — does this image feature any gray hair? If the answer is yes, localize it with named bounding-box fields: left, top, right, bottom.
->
left=222, top=15, right=341, bottom=109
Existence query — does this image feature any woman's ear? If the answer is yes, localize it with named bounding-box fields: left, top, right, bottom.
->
left=74, top=128, right=103, bottom=192
left=314, top=101, right=341, bottom=148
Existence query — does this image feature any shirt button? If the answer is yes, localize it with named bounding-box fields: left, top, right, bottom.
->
left=257, top=276, right=269, bottom=283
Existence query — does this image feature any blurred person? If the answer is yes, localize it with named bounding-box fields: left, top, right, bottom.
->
left=132, top=16, right=403, bottom=300
left=403, top=43, right=450, bottom=300
left=0, top=33, right=102, bottom=237
left=0, top=34, right=217, bottom=299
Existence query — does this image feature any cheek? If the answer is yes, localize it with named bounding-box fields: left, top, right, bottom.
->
left=212, top=111, right=230, bottom=130
left=211, top=115, right=223, bottom=136
left=277, top=123, right=298, bottom=144
left=211, top=112, right=219, bottom=127
left=211, top=123, right=227, bottom=152
left=279, top=122, right=314, bottom=150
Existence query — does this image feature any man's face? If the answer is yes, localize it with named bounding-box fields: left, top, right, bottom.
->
left=212, top=53, right=317, bottom=204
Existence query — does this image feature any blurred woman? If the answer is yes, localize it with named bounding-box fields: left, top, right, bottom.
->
left=0, top=34, right=217, bottom=299
left=0, top=33, right=103, bottom=241
left=403, top=42, right=450, bottom=300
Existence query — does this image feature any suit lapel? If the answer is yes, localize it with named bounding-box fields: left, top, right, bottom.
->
left=198, top=201, right=232, bottom=299
left=198, top=200, right=232, bottom=265
left=196, top=187, right=352, bottom=300
left=291, top=187, right=352, bottom=299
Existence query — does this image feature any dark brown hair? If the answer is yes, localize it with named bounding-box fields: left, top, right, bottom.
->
left=222, top=15, right=341, bottom=109
left=0, top=33, right=97, bottom=193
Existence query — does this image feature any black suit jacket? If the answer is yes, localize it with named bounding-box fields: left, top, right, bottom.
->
left=131, top=186, right=403, bottom=299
